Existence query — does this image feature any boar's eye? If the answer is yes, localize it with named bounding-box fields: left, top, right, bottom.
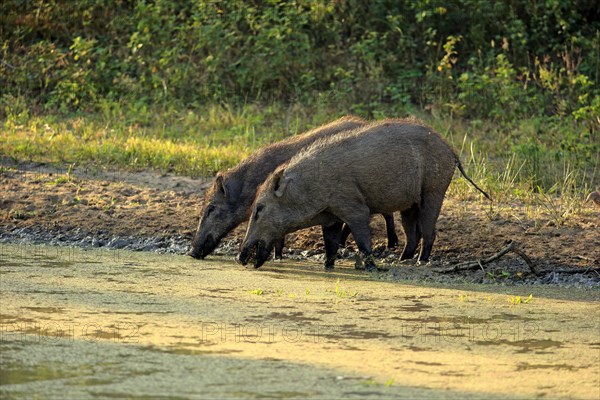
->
left=254, top=204, right=265, bottom=220
left=205, top=205, right=215, bottom=216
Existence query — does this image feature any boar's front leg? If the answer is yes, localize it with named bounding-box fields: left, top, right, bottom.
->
left=351, top=227, right=376, bottom=272
left=335, top=206, right=376, bottom=272
left=322, top=222, right=344, bottom=270
left=383, top=213, right=399, bottom=248
left=274, top=237, right=285, bottom=260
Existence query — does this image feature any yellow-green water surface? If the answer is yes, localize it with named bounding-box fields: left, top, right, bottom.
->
left=1, top=244, right=598, bottom=399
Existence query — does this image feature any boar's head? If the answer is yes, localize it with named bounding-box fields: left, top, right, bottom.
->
left=239, top=167, right=318, bottom=268
left=189, top=173, right=241, bottom=259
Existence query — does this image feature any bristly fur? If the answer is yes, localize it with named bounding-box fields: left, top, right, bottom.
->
left=289, top=117, right=437, bottom=169
left=226, top=115, right=365, bottom=180
left=215, top=115, right=367, bottom=207
left=190, top=115, right=370, bottom=258
left=245, top=118, right=491, bottom=267
left=285, top=117, right=490, bottom=200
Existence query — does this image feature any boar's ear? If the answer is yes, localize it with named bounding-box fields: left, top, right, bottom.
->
left=215, top=174, right=228, bottom=197
left=273, top=170, right=292, bottom=198
left=216, top=173, right=240, bottom=202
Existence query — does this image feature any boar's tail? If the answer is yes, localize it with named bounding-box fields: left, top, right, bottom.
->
left=455, top=158, right=492, bottom=201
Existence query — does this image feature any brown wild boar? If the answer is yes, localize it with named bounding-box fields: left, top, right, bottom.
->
left=239, top=119, right=491, bottom=271
left=188, top=116, right=398, bottom=259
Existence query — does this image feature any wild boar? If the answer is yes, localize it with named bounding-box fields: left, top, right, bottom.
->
left=188, top=116, right=398, bottom=259
left=239, top=119, right=491, bottom=271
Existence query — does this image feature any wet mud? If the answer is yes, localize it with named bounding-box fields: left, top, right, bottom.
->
left=2, top=165, right=599, bottom=288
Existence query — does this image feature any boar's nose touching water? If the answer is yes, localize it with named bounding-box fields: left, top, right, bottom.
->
left=188, top=116, right=399, bottom=261
left=239, top=119, right=490, bottom=271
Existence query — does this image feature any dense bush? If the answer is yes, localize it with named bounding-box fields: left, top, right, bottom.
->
left=1, top=0, right=598, bottom=124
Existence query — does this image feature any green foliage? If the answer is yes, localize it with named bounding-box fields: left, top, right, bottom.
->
left=1, top=0, right=598, bottom=123
left=457, top=54, right=533, bottom=121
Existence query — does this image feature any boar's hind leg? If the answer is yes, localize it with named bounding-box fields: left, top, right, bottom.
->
left=322, top=222, right=344, bottom=270
left=417, top=193, right=445, bottom=263
left=274, top=238, right=285, bottom=260
left=400, top=204, right=420, bottom=260
left=383, top=213, right=399, bottom=248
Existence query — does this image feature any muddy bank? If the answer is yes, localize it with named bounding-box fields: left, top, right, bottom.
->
left=1, top=164, right=599, bottom=287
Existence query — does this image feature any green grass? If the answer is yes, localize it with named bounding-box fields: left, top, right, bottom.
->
left=335, top=279, right=358, bottom=298
left=508, top=294, right=534, bottom=305
left=1, top=103, right=266, bottom=177
left=46, top=176, right=71, bottom=185
left=1, top=101, right=598, bottom=224
left=2, top=101, right=372, bottom=176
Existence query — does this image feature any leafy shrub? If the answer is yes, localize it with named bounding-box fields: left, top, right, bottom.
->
left=0, top=0, right=597, bottom=129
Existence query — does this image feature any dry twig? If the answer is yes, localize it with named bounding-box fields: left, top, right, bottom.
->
left=512, top=244, right=538, bottom=275
left=433, top=240, right=538, bottom=275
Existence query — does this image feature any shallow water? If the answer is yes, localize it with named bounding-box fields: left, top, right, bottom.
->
left=1, top=243, right=598, bottom=399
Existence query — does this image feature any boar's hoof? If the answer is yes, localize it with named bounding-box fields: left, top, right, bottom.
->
left=364, top=264, right=377, bottom=272
left=354, top=255, right=364, bottom=270
left=363, top=254, right=377, bottom=272
left=324, top=255, right=337, bottom=270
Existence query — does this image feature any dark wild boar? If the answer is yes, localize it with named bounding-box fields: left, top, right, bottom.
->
left=189, top=116, right=398, bottom=259
left=239, top=119, right=491, bottom=271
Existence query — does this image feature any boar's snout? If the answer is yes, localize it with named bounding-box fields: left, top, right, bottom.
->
left=237, top=246, right=251, bottom=265
left=188, top=234, right=218, bottom=260
left=188, top=249, right=203, bottom=259
left=253, top=240, right=272, bottom=268
left=238, top=240, right=271, bottom=268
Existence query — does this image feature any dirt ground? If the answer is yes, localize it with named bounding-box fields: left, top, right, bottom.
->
left=0, top=163, right=599, bottom=285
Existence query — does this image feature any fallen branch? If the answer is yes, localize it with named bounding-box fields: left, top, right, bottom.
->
left=512, top=244, right=538, bottom=275
left=433, top=240, right=538, bottom=275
